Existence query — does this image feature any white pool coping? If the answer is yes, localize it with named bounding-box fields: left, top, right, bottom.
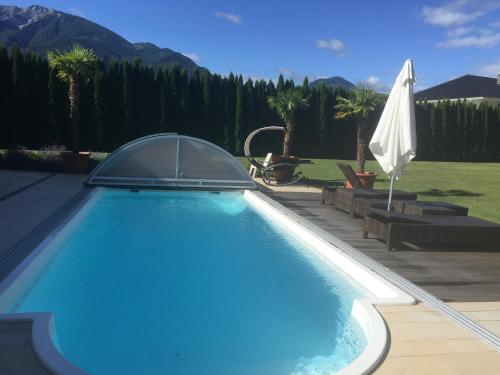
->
left=244, top=190, right=415, bottom=375
left=0, top=188, right=415, bottom=375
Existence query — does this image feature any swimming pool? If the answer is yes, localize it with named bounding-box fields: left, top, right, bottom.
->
left=0, top=188, right=413, bottom=374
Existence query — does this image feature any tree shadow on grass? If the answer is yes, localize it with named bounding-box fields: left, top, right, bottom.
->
left=417, top=188, right=483, bottom=197
left=375, top=177, right=391, bottom=183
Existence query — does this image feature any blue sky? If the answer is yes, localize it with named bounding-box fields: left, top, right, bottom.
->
left=8, top=0, right=500, bottom=91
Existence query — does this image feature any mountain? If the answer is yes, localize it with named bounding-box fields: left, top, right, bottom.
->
left=0, top=5, right=200, bottom=73
left=310, top=76, right=355, bottom=91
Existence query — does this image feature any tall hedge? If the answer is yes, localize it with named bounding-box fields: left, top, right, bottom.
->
left=0, top=46, right=500, bottom=161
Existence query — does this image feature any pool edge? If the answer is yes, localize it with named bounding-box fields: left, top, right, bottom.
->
left=244, top=190, right=415, bottom=375
left=0, top=188, right=415, bottom=375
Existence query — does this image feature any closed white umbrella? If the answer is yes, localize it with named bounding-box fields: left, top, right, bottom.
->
left=369, top=59, right=417, bottom=211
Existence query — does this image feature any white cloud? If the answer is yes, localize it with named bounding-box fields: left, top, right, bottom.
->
left=478, top=59, right=500, bottom=76
left=367, top=75, right=381, bottom=85
left=421, top=0, right=500, bottom=27
left=316, top=38, right=345, bottom=56
left=68, top=7, right=84, bottom=17
left=365, top=75, right=391, bottom=93
left=422, top=6, right=481, bottom=27
left=438, top=31, right=500, bottom=47
left=214, top=11, right=241, bottom=25
left=181, top=52, right=200, bottom=63
left=489, top=21, right=500, bottom=28
left=446, top=26, right=474, bottom=37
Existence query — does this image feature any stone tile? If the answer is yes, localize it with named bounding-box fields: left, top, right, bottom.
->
left=466, top=310, right=500, bottom=321
left=383, top=310, right=449, bottom=323
left=0, top=331, right=31, bottom=346
left=6, top=322, right=31, bottom=333
left=377, top=303, right=433, bottom=313
left=447, top=302, right=500, bottom=312
left=443, top=352, right=500, bottom=374
left=478, top=321, right=500, bottom=336
left=387, top=338, right=493, bottom=357
left=9, top=367, right=50, bottom=375
left=388, top=321, right=472, bottom=341
left=374, top=355, right=459, bottom=374
left=376, top=352, right=500, bottom=375
left=0, top=170, right=49, bottom=199
left=0, top=345, right=39, bottom=369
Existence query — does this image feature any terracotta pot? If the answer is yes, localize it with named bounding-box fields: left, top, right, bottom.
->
left=271, top=155, right=298, bottom=183
left=344, top=172, right=378, bottom=189
left=61, top=151, right=91, bottom=174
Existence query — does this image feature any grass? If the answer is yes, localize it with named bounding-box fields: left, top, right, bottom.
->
left=1, top=150, right=498, bottom=223
left=238, top=158, right=500, bottom=223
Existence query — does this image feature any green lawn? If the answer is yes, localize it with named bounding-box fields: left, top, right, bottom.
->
left=238, top=158, right=500, bottom=223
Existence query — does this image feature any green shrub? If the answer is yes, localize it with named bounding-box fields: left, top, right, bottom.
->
left=0, top=148, right=107, bottom=173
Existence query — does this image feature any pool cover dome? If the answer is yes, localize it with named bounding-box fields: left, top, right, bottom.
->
left=87, top=134, right=256, bottom=189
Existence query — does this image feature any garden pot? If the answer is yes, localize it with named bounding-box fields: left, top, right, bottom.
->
left=345, top=172, right=378, bottom=189
left=61, top=151, right=91, bottom=174
left=271, top=155, right=298, bottom=183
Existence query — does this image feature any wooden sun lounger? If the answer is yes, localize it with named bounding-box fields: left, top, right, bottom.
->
left=351, top=198, right=468, bottom=218
left=324, top=188, right=417, bottom=215
left=363, top=210, right=500, bottom=251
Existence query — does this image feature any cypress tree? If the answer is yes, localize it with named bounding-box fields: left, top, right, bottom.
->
left=94, top=59, right=107, bottom=150
left=245, top=78, right=255, bottom=133
left=301, top=77, right=310, bottom=97
left=156, top=67, right=169, bottom=133
left=189, top=69, right=203, bottom=137
left=429, top=103, right=437, bottom=159
left=179, top=68, right=190, bottom=134
left=202, top=69, right=212, bottom=139
left=276, top=74, right=285, bottom=93
left=223, top=73, right=236, bottom=152
left=122, top=60, right=134, bottom=142
left=234, top=76, right=245, bottom=154
left=107, top=60, right=124, bottom=149
left=318, top=86, right=329, bottom=156
left=0, top=46, right=11, bottom=147
left=456, top=100, right=464, bottom=160
left=10, top=45, right=25, bottom=146
left=440, top=100, right=448, bottom=160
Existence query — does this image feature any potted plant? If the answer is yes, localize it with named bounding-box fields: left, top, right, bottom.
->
left=267, top=88, right=310, bottom=182
left=335, top=84, right=385, bottom=188
left=48, top=45, right=96, bottom=174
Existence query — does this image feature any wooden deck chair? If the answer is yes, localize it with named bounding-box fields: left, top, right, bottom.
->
left=249, top=153, right=272, bottom=177
left=363, top=210, right=500, bottom=251
left=337, top=163, right=362, bottom=189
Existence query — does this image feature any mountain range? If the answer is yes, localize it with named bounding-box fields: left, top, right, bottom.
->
left=0, top=5, right=357, bottom=87
left=309, top=76, right=355, bottom=91
left=0, top=4, right=200, bottom=73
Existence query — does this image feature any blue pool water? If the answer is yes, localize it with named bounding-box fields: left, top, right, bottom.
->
left=6, top=190, right=367, bottom=374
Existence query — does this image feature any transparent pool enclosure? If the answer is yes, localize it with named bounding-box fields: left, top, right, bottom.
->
left=87, top=134, right=257, bottom=190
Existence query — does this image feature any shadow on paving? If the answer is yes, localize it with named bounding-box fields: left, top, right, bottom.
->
left=301, top=178, right=344, bottom=188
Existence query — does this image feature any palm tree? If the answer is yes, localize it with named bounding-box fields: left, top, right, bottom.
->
left=267, top=88, right=310, bottom=158
left=48, top=45, right=96, bottom=152
left=335, top=84, right=385, bottom=173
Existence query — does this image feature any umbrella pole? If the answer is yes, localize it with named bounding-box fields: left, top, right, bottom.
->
left=387, top=175, right=395, bottom=212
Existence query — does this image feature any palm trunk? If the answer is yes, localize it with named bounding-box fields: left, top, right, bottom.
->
left=283, top=114, right=296, bottom=158
left=356, top=119, right=368, bottom=173
left=68, top=75, right=81, bottom=152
